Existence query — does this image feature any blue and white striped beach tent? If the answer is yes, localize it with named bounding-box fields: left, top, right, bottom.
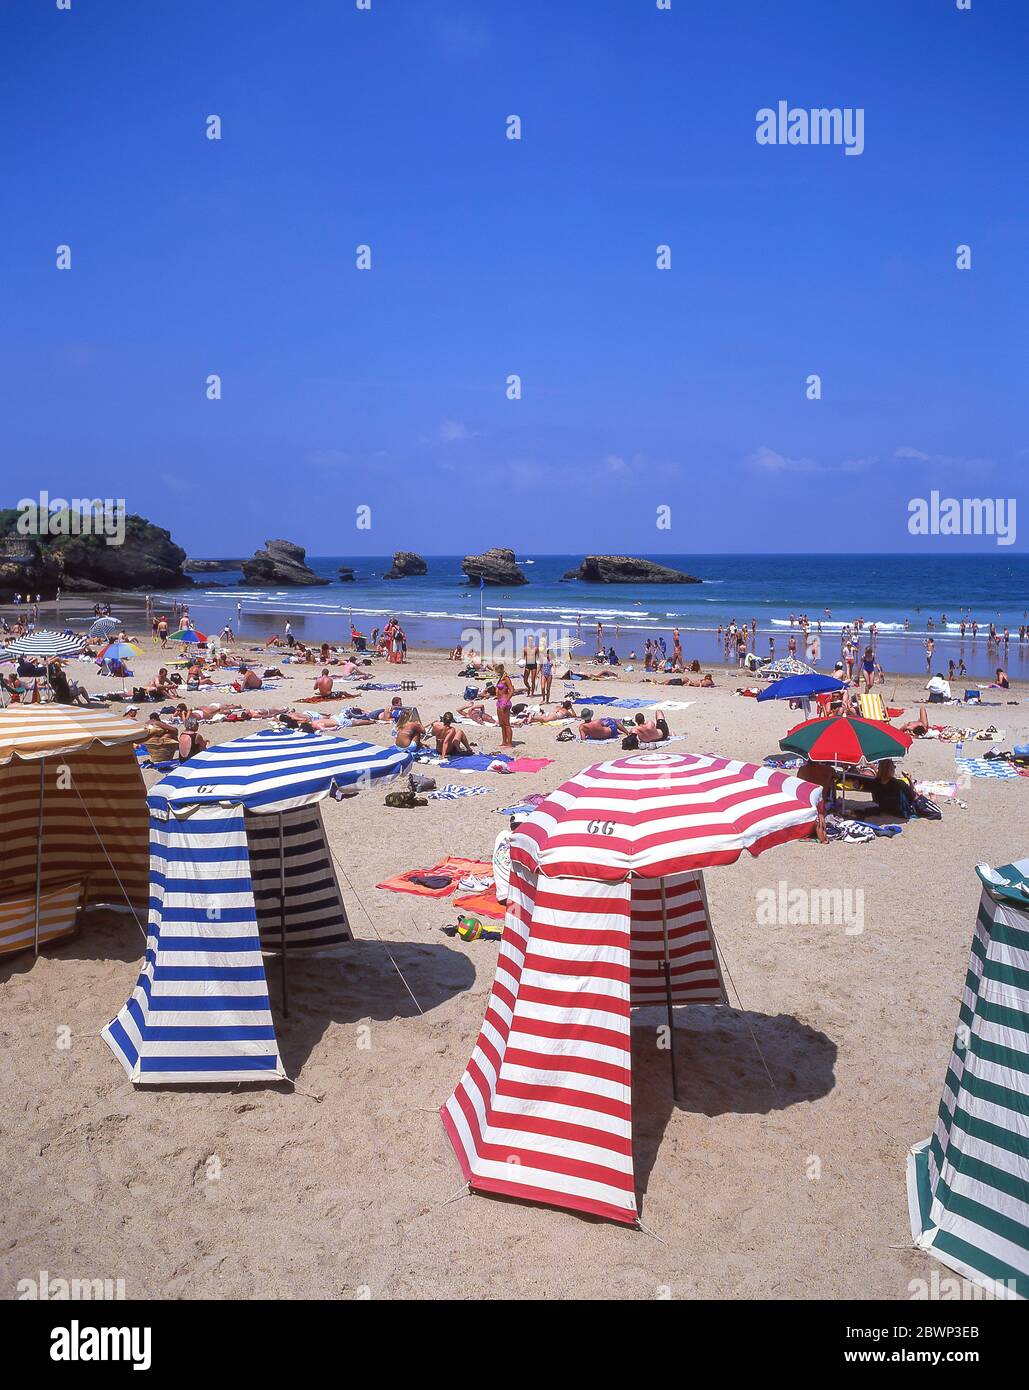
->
left=103, top=729, right=412, bottom=1086
left=907, top=860, right=1029, bottom=1299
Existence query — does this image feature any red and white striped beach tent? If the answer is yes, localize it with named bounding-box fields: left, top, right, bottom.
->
left=441, top=751, right=823, bottom=1225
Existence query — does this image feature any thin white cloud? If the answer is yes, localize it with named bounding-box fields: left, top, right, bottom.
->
left=440, top=420, right=479, bottom=443
left=894, top=446, right=994, bottom=472
left=747, top=446, right=819, bottom=475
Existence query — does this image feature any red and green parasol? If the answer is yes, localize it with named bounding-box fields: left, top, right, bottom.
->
left=780, top=714, right=912, bottom=765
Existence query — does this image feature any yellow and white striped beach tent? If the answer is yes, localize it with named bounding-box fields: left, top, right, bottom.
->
left=0, top=705, right=149, bottom=957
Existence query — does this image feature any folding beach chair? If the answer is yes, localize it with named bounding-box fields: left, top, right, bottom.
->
left=857, top=691, right=888, bottom=722
left=964, top=689, right=980, bottom=704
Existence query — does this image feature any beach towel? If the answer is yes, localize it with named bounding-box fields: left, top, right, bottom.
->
left=579, top=694, right=617, bottom=706
left=377, top=857, right=493, bottom=897
left=439, top=752, right=511, bottom=771
left=914, top=780, right=964, bottom=803
left=452, top=886, right=506, bottom=921
left=606, top=698, right=658, bottom=710
left=427, top=784, right=489, bottom=800
left=955, top=757, right=1020, bottom=780
left=653, top=700, right=694, bottom=711
left=503, top=757, right=554, bottom=773
left=497, top=793, right=548, bottom=816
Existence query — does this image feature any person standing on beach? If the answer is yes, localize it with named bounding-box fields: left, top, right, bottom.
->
left=671, top=628, right=683, bottom=670
left=494, top=664, right=515, bottom=750
left=522, top=635, right=537, bottom=695
left=157, top=615, right=168, bottom=647
left=540, top=646, right=553, bottom=703
left=925, top=636, right=935, bottom=672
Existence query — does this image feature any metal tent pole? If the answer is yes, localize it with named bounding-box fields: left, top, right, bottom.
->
left=659, top=878, right=678, bottom=1104
left=34, top=758, right=45, bottom=956
left=278, top=811, right=289, bottom=1018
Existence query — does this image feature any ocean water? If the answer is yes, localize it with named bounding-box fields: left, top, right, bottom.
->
left=154, top=553, right=1029, bottom=679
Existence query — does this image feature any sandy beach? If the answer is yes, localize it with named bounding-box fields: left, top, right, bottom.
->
left=3, top=630, right=1026, bottom=1301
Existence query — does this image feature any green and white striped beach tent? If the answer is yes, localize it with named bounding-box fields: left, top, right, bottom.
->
left=907, top=860, right=1029, bottom=1299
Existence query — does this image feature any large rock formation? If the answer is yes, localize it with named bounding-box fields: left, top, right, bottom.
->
left=337, top=565, right=355, bottom=581
left=462, top=547, right=527, bottom=586
left=0, top=535, right=63, bottom=597
left=239, top=539, right=328, bottom=586
left=564, top=555, right=702, bottom=584
left=0, top=509, right=192, bottom=596
left=383, top=551, right=427, bottom=579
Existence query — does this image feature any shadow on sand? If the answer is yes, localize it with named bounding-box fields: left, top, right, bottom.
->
left=630, top=1005, right=837, bottom=1211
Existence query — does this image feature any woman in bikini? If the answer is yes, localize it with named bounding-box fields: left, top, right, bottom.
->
left=494, top=664, right=515, bottom=750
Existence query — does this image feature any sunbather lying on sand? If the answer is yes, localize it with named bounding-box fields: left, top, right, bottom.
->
left=621, top=712, right=669, bottom=743
left=898, top=705, right=930, bottom=737
left=523, top=697, right=577, bottom=724
left=458, top=700, right=499, bottom=725
left=686, top=673, right=715, bottom=688
left=578, top=710, right=619, bottom=740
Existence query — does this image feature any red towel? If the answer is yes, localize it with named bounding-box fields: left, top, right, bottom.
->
left=376, top=858, right=493, bottom=898
left=453, top=886, right=506, bottom=920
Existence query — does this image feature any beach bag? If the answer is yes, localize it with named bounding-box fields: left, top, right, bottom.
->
left=409, top=774, right=436, bottom=793
left=913, top=793, right=942, bottom=820
left=556, top=728, right=574, bottom=742
left=463, top=686, right=479, bottom=700
left=621, top=734, right=639, bottom=750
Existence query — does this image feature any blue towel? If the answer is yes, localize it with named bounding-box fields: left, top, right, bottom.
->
left=579, top=694, right=617, bottom=706
left=440, top=752, right=511, bottom=771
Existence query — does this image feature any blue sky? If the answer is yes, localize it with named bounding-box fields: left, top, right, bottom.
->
left=4, top=0, right=1027, bottom=556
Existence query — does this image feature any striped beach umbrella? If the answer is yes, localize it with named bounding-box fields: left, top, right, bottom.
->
left=97, top=641, right=142, bottom=661
left=2, top=630, right=85, bottom=659
left=0, top=702, right=147, bottom=764
left=148, top=726, right=412, bottom=813
left=87, top=616, right=122, bottom=639
left=511, top=750, right=824, bottom=881
left=763, top=656, right=817, bottom=678
left=0, top=704, right=149, bottom=956
left=779, top=713, right=912, bottom=765
left=169, top=628, right=205, bottom=643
